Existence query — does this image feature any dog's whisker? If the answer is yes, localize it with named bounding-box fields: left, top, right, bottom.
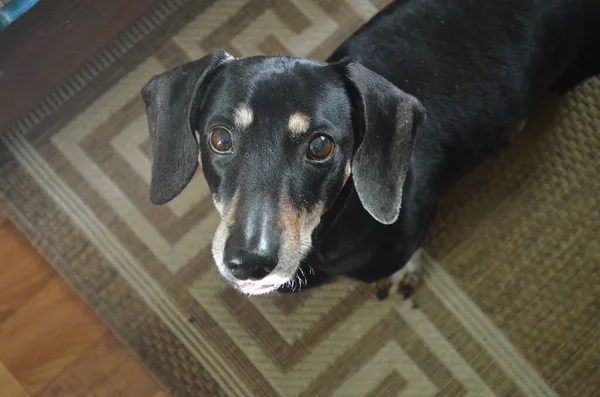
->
left=298, top=267, right=308, bottom=286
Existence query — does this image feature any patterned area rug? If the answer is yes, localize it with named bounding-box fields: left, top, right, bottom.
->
left=1, top=0, right=599, bottom=396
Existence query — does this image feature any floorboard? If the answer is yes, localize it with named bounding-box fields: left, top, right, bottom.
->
left=0, top=216, right=165, bottom=396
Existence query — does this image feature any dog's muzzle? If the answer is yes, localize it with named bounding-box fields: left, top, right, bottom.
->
left=218, top=199, right=289, bottom=291
left=213, top=192, right=320, bottom=295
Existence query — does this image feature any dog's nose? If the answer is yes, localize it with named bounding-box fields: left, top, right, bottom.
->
left=224, top=250, right=277, bottom=280
left=223, top=195, right=281, bottom=280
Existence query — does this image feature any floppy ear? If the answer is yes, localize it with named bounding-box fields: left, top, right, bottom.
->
left=344, top=62, right=426, bottom=225
left=141, top=49, right=232, bottom=205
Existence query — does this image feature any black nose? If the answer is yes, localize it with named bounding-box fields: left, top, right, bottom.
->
left=224, top=250, right=277, bottom=280
left=222, top=194, right=281, bottom=281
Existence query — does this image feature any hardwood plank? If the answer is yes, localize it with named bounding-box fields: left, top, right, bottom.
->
left=0, top=223, right=55, bottom=324
left=0, top=362, right=30, bottom=397
left=87, top=353, right=162, bottom=397
left=0, top=220, right=166, bottom=395
left=35, top=333, right=161, bottom=397
left=0, top=276, right=107, bottom=394
left=0, top=0, right=161, bottom=132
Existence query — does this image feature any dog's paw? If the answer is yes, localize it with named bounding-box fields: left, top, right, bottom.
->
left=398, top=268, right=422, bottom=300
left=374, top=279, right=392, bottom=301
left=399, top=277, right=418, bottom=300
left=374, top=249, right=423, bottom=301
left=396, top=250, right=423, bottom=299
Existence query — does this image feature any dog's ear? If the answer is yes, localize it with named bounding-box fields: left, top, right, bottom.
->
left=342, top=61, right=426, bottom=224
left=141, top=49, right=232, bottom=205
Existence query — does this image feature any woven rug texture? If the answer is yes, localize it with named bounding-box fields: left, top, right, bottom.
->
left=0, top=0, right=599, bottom=396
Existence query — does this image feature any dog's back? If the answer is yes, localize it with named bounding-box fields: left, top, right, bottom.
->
left=331, top=0, right=600, bottom=102
left=330, top=0, right=600, bottom=191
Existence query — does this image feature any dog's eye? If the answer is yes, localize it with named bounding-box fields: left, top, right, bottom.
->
left=209, top=127, right=233, bottom=153
left=307, top=135, right=334, bottom=161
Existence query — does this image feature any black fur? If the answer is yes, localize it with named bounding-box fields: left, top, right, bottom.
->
left=141, top=0, right=600, bottom=294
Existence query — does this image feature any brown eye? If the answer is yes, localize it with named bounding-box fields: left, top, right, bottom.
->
left=307, top=134, right=334, bottom=161
left=209, top=127, right=233, bottom=153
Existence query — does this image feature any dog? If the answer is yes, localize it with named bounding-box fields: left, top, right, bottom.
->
left=141, top=0, right=600, bottom=299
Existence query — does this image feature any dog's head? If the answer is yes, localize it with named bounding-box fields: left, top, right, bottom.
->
left=141, top=49, right=425, bottom=295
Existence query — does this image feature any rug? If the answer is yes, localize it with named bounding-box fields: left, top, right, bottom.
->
left=1, top=0, right=599, bottom=396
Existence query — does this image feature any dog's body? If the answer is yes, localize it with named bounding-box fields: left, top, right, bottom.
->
left=308, top=0, right=600, bottom=287
left=142, top=0, right=600, bottom=297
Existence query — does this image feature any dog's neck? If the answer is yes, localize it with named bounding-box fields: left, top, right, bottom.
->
left=309, top=176, right=366, bottom=260
left=318, top=177, right=355, bottom=232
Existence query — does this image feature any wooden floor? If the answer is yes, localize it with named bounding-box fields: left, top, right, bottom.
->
left=0, top=213, right=167, bottom=397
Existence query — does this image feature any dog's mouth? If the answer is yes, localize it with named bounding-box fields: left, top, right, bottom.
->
left=229, top=273, right=294, bottom=295
left=233, top=281, right=281, bottom=295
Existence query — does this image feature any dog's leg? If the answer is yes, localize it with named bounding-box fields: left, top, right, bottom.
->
left=374, top=248, right=424, bottom=301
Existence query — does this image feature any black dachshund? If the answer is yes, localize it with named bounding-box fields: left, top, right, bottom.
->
left=141, top=0, right=600, bottom=298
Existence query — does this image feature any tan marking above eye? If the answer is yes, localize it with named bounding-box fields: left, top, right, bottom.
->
left=288, top=113, right=311, bottom=136
left=234, top=106, right=254, bottom=129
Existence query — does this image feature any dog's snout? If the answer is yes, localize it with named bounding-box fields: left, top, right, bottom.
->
left=223, top=203, right=280, bottom=281
left=224, top=249, right=277, bottom=280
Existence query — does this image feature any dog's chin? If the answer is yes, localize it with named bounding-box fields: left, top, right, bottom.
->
left=220, top=267, right=299, bottom=296
left=232, top=280, right=283, bottom=296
